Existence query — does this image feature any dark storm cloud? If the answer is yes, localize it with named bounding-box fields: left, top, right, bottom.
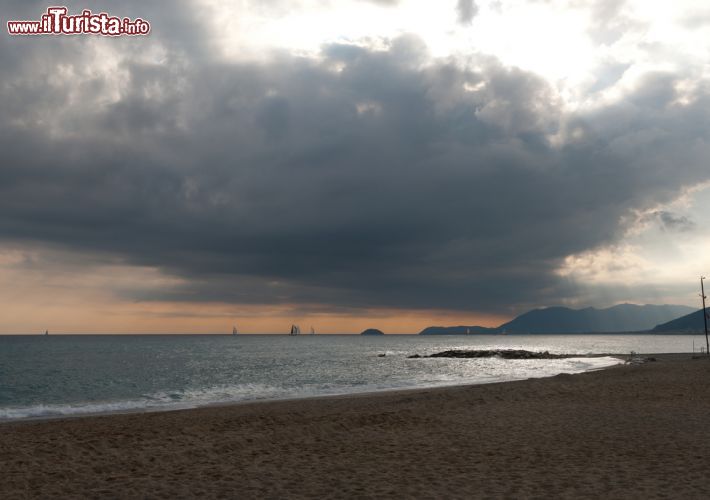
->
left=2, top=1, right=710, bottom=315
left=456, top=0, right=479, bottom=24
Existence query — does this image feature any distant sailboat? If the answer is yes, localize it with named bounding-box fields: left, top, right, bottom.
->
left=232, top=325, right=238, bottom=335
left=290, top=324, right=301, bottom=335
left=466, top=328, right=470, bottom=335
left=310, top=326, right=315, bottom=335
left=44, top=329, right=49, bottom=336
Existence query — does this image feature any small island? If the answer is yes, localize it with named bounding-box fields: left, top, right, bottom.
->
left=360, top=328, right=385, bottom=336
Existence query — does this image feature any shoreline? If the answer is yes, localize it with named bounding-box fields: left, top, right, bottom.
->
left=1, top=353, right=624, bottom=424
left=4, top=353, right=710, bottom=498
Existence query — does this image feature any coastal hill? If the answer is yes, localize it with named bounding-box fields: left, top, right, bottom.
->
left=652, top=309, right=708, bottom=333
left=499, top=304, right=695, bottom=334
left=361, top=328, right=385, bottom=335
left=420, top=304, right=696, bottom=335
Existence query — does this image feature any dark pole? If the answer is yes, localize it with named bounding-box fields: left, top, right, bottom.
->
left=702, top=276, right=709, bottom=356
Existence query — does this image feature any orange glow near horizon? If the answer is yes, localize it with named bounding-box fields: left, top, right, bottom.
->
left=0, top=300, right=508, bottom=335
left=0, top=246, right=508, bottom=334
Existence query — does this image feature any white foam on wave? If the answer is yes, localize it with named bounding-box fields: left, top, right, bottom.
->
left=0, top=356, right=622, bottom=421
left=0, top=383, right=298, bottom=421
left=0, top=399, right=159, bottom=421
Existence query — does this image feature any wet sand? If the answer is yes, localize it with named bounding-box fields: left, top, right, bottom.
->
left=2, top=354, right=710, bottom=498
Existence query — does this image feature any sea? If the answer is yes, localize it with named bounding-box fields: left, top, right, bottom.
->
left=0, top=334, right=704, bottom=422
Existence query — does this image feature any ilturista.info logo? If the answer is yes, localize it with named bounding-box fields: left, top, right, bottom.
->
left=7, top=6, right=150, bottom=36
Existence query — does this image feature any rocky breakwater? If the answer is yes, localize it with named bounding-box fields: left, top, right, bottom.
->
left=407, top=349, right=569, bottom=359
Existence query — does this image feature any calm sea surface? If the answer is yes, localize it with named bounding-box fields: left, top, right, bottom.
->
left=0, top=334, right=702, bottom=421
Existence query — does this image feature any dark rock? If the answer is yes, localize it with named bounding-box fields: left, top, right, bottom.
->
left=361, top=328, right=385, bottom=336
left=410, top=349, right=567, bottom=360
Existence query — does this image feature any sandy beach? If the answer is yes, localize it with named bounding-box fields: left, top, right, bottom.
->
left=3, top=354, right=710, bottom=498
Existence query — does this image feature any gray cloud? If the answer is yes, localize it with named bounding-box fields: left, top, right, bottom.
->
left=679, top=8, right=710, bottom=29
left=456, top=0, right=479, bottom=24
left=652, top=211, right=696, bottom=232
left=584, top=0, right=639, bottom=45
left=361, top=0, right=400, bottom=5
left=1, top=2, right=710, bottom=316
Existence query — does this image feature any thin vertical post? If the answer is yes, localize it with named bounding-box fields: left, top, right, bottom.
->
left=701, top=276, right=709, bottom=356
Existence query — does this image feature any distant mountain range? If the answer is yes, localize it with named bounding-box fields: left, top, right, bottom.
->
left=652, top=309, right=710, bottom=333
left=420, top=304, right=697, bottom=335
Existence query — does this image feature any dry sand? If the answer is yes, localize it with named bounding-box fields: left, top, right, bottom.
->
left=3, top=354, right=710, bottom=499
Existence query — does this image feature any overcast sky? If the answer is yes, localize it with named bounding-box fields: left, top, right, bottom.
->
left=2, top=0, right=710, bottom=333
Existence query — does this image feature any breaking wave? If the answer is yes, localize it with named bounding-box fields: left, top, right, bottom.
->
left=0, top=356, right=621, bottom=421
